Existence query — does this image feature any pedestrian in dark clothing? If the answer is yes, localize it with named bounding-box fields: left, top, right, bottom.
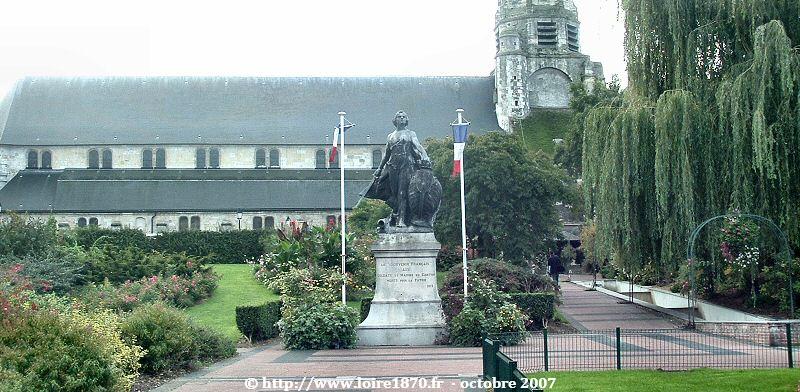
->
left=547, top=251, right=563, bottom=288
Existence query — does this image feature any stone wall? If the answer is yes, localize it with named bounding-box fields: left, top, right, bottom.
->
left=24, top=211, right=345, bottom=234
left=695, top=321, right=800, bottom=347
left=0, top=144, right=384, bottom=188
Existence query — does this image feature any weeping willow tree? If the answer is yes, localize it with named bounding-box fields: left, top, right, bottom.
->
left=583, top=0, right=800, bottom=277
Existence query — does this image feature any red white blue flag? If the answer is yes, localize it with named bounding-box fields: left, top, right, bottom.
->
left=452, top=124, right=468, bottom=176
left=330, top=123, right=355, bottom=163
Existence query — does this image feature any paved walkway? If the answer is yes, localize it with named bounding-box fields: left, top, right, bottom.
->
left=558, top=280, right=682, bottom=331
left=155, top=344, right=484, bottom=392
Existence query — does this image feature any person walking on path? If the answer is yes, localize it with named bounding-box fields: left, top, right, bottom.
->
left=547, top=250, right=563, bottom=289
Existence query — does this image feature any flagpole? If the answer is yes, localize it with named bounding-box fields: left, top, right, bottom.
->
left=454, top=109, right=469, bottom=298
left=338, top=111, right=347, bottom=305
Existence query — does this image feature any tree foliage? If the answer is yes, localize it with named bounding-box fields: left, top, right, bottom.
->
left=554, top=77, right=622, bottom=177
left=584, top=1, right=800, bottom=277
left=426, top=132, right=573, bottom=263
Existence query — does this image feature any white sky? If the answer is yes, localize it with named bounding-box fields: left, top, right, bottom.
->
left=0, top=0, right=625, bottom=97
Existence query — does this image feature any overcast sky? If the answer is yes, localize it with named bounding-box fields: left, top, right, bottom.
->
left=0, top=0, right=625, bottom=97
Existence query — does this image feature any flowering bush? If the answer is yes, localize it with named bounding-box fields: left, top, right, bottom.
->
left=278, top=302, right=359, bottom=350
left=80, top=269, right=218, bottom=311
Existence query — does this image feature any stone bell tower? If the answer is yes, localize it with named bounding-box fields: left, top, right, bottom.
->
left=494, top=0, right=604, bottom=131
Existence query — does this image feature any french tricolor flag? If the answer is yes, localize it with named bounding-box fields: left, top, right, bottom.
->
left=329, top=123, right=355, bottom=163
left=452, top=124, right=468, bottom=176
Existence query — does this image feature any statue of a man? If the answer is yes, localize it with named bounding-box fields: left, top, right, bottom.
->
left=365, top=111, right=442, bottom=232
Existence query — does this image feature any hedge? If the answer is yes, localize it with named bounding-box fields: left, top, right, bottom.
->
left=70, top=228, right=267, bottom=264
left=235, top=301, right=282, bottom=342
left=152, top=230, right=265, bottom=264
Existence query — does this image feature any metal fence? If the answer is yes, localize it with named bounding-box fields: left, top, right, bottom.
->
left=485, top=324, right=799, bottom=373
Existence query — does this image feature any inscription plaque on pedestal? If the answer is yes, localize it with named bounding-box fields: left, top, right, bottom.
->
left=357, top=232, right=446, bottom=346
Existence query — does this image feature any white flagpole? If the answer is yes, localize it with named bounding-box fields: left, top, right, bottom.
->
left=455, top=109, right=469, bottom=298
left=338, top=111, right=347, bottom=305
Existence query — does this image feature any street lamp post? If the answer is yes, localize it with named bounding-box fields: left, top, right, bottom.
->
left=236, top=211, right=243, bottom=230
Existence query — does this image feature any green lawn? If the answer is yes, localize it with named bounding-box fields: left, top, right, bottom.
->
left=517, top=109, right=573, bottom=155
left=186, top=264, right=278, bottom=341
left=528, top=369, right=800, bottom=392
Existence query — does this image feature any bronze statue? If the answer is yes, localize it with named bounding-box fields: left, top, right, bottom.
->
left=364, top=111, right=442, bottom=233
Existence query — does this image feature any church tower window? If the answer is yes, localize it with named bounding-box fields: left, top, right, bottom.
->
left=196, top=149, right=206, bottom=169
left=88, top=150, right=100, bottom=169
left=209, top=148, right=220, bottom=169
left=372, top=149, right=383, bottom=169
left=567, top=24, right=580, bottom=52
left=40, top=151, right=52, bottom=169
left=537, top=21, right=558, bottom=48
left=142, top=149, right=153, bottom=169
left=155, top=148, right=166, bottom=169
left=26, top=150, right=39, bottom=169
left=315, top=149, right=326, bottom=169
left=255, top=149, right=266, bottom=168
left=101, top=149, right=113, bottom=169
left=269, top=149, right=280, bottom=168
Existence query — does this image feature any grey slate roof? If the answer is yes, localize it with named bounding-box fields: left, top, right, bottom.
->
left=0, top=169, right=373, bottom=213
left=0, top=76, right=500, bottom=146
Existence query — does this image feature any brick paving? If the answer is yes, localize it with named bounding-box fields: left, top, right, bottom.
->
left=557, top=280, right=682, bottom=331
left=154, top=344, right=484, bottom=392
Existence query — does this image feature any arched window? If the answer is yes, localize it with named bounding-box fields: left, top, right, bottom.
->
left=88, top=150, right=100, bottom=169
left=40, top=151, right=52, bottom=169
left=178, top=216, right=189, bottom=232
left=88, top=217, right=99, bottom=226
left=77, top=217, right=87, bottom=227
left=264, top=216, right=275, bottom=230
left=252, top=216, right=263, bottom=230
left=329, top=149, right=339, bottom=169
left=372, top=149, right=383, bottom=169
left=196, top=148, right=206, bottom=169
left=190, top=216, right=201, bottom=230
left=209, top=148, right=220, bottom=168
left=315, top=149, right=326, bottom=169
left=255, top=149, right=266, bottom=168
left=142, top=149, right=153, bottom=169
left=26, top=150, right=38, bottom=169
left=269, top=149, right=280, bottom=168
left=155, top=148, right=166, bottom=169
left=101, top=149, right=113, bottom=169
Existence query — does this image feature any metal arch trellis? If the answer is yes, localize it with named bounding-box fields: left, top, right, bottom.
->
left=686, top=214, right=795, bottom=326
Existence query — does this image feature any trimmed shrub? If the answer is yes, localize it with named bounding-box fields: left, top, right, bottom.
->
left=360, top=296, right=373, bottom=322
left=153, top=230, right=265, bottom=264
left=278, top=302, right=359, bottom=349
left=508, top=293, right=556, bottom=328
left=0, top=214, right=58, bottom=258
left=436, top=245, right=462, bottom=272
left=235, top=301, right=282, bottom=341
left=121, top=303, right=236, bottom=374
left=0, top=311, right=122, bottom=391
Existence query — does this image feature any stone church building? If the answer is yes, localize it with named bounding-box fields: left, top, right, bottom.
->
left=0, top=0, right=601, bottom=233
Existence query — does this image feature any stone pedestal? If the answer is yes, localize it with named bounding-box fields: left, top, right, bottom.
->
left=357, top=232, right=445, bottom=346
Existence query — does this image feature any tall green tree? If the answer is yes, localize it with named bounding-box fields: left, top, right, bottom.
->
left=426, top=132, right=573, bottom=264
left=584, top=1, right=799, bottom=276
